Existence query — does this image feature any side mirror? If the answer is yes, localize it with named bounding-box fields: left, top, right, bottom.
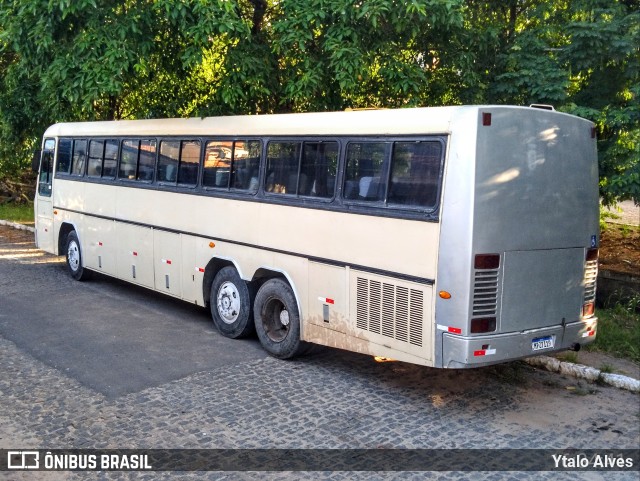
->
left=32, top=149, right=42, bottom=172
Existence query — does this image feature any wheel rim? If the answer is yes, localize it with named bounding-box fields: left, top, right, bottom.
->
left=217, top=281, right=241, bottom=324
left=261, top=296, right=290, bottom=342
left=67, top=240, right=80, bottom=272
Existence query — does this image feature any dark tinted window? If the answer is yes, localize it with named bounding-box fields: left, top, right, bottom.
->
left=158, top=140, right=199, bottom=185
left=57, top=139, right=72, bottom=174
left=103, top=140, right=119, bottom=179
left=299, top=142, right=338, bottom=198
left=177, top=140, right=200, bottom=186
left=138, top=140, right=156, bottom=181
left=119, top=139, right=156, bottom=181
left=388, top=141, right=442, bottom=208
left=71, top=140, right=87, bottom=176
left=266, top=142, right=301, bottom=195
left=204, top=139, right=261, bottom=192
left=119, top=140, right=139, bottom=180
left=87, top=140, right=104, bottom=177
left=344, top=142, right=388, bottom=201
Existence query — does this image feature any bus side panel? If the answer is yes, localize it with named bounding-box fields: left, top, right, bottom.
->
left=115, top=223, right=154, bottom=288
left=154, top=230, right=182, bottom=297
left=84, top=217, right=116, bottom=275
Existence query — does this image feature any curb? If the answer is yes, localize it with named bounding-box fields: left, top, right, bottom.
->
left=525, top=356, right=640, bottom=393
left=0, top=219, right=35, bottom=233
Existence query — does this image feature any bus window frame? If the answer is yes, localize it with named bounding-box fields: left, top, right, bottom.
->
left=341, top=136, right=446, bottom=215
left=262, top=137, right=340, bottom=204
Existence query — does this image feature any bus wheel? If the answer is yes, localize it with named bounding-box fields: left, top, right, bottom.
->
left=210, top=266, right=255, bottom=339
left=253, top=278, right=307, bottom=359
left=65, top=231, right=91, bottom=281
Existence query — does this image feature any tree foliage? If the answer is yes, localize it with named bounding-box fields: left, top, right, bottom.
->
left=0, top=0, right=637, bottom=203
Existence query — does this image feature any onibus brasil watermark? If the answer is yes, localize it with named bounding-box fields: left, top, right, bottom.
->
left=2, top=449, right=638, bottom=472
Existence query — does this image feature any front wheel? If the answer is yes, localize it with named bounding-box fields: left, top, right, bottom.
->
left=65, top=231, right=91, bottom=281
left=253, top=278, right=308, bottom=359
left=210, top=266, right=255, bottom=339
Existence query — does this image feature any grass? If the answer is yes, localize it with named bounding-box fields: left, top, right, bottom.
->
left=0, top=202, right=34, bottom=223
left=586, top=296, right=640, bottom=363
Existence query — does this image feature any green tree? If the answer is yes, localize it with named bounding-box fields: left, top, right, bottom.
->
left=0, top=0, right=637, bottom=204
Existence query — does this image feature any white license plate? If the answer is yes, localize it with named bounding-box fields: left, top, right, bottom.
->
left=532, top=336, right=555, bottom=351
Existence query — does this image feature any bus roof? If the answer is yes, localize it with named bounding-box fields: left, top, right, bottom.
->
left=42, top=105, right=581, bottom=138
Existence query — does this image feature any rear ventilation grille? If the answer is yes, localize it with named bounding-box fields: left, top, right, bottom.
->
left=583, top=259, right=598, bottom=302
left=356, top=277, right=423, bottom=347
left=472, top=269, right=500, bottom=317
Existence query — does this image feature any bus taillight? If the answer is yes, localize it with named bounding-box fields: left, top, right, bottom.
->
left=474, top=254, right=500, bottom=270
left=470, top=317, right=496, bottom=333
left=582, top=301, right=595, bottom=318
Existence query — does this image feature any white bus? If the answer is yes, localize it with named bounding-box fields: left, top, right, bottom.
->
left=34, top=106, right=599, bottom=368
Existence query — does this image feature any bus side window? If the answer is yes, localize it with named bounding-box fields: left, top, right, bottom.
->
left=203, top=140, right=233, bottom=188
left=120, top=140, right=140, bottom=180
left=300, top=142, right=338, bottom=198
left=344, top=142, right=387, bottom=202
left=137, top=140, right=156, bottom=181
left=88, top=140, right=104, bottom=177
left=71, top=139, right=88, bottom=176
left=266, top=142, right=301, bottom=195
left=231, top=140, right=261, bottom=193
left=56, top=139, right=72, bottom=174
left=102, top=140, right=119, bottom=179
left=388, top=141, right=442, bottom=208
left=158, top=141, right=178, bottom=183
left=177, top=140, right=200, bottom=186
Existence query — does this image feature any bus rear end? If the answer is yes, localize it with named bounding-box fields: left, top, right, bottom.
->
left=435, top=106, right=599, bottom=368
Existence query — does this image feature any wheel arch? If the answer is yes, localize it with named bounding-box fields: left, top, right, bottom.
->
left=252, top=267, right=303, bottom=321
left=57, top=222, right=79, bottom=255
left=202, top=256, right=242, bottom=309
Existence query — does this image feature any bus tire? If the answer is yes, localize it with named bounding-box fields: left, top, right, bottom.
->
left=253, top=278, right=307, bottom=359
left=210, top=266, right=255, bottom=339
left=65, top=231, right=91, bottom=281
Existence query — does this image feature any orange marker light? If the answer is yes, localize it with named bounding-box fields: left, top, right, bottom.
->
left=209, top=242, right=215, bottom=248
left=439, top=291, right=452, bottom=299
left=53, top=210, right=58, bottom=215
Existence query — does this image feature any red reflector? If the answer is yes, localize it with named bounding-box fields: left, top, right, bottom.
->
left=98, top=242, right=103, bottom=247
left=471, top=317, right=496, bottom=333
left=474, top=350, right=486, bottom=357
left=586, top=248, right=598, bottom=261
left=326, top=298, right=335, bottom=305
left=133, top=252, right=138, bottom=256
left=198, top=267, right=205, bottom=273
left=448, top=327, right=462, bottom=334
left=474, top=254, right=500, bottom=270
left=166, top=260, right=172, bottom=265
left=582, top=301, right=595, bottom=318
left=482, top=112, right=492, bottom=126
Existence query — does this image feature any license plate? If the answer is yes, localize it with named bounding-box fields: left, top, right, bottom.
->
left=532, top=336, right=555, bottom=351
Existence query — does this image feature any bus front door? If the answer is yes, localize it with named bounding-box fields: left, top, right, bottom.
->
left=35, top=139, right=55, bottom=252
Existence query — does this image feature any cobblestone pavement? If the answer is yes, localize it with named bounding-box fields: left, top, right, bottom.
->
left=0, top=227, right=638, bottom=481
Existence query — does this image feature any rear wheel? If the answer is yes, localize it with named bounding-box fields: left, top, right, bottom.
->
left=65, top=231, right=91, bottom=281
left=210, top=266, right=255, bottom=338
left=253, top=278, right=308, bottom=359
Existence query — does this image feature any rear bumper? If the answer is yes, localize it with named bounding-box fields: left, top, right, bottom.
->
left=440, top=318, right=597, bottom=368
